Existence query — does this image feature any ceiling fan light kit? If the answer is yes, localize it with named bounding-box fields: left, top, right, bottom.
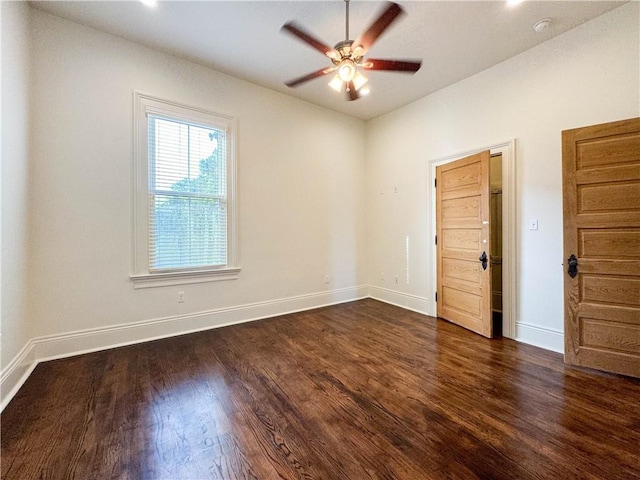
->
left=338, top=58, right=357, bottom=82
left=281, top=0, right=422, bottom=102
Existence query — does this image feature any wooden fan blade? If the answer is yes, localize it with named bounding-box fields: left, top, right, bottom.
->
left=346, top=81, right=360, bottom=101
left=353, top=2, right=404, bottom=54
left=363, top=58, right=422, bottom=73
left=281, top=22, right=333, bottom=56
left=285, top=67, right=336, bottom=88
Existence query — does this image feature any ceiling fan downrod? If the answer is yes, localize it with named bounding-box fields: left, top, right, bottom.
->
left=345, top=0, right=350, bottom=41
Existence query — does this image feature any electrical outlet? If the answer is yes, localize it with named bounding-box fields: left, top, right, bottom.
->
left=381, top=272, right=385, bottom=281
left=178, top=292, right=185, bottom=303
left=324, top=275, right=330, bottom=284
left=395, top=276, right=399, bottom=284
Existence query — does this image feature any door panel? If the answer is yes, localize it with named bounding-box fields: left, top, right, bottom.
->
left=578, top=183, right=640, bottom=212
left=442, top=230, right=482, bottom=258
left=580, top=319, right=640, bottom=355
left=442, top=258, right=481, bottom=284
left=442, top=286, right=481, bottom=316
left=579, top=229, right=640, bottom=258
left=437, top=151, right=492, bottom=338
left=441, top=162, right=482, bottom=190
left=581, top=275, right=640, bottom=306
left=562, top=117, right=640, bottom=377
left=442, top=196, right=481, bottom=220
left=576, top=133, right=639, bottom=167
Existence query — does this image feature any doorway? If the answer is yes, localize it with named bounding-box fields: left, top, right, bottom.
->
left=490, top=153, right=503, bottom=337
left=429, top=140, right=516, bottom=339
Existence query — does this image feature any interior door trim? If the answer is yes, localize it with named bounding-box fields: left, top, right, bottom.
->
left=428, top=139, right=517, bottom=339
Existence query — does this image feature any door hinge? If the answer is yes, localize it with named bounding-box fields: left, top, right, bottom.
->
left=434, top=178, right=437, bottom=188
left=435, top=235, right=437, bottom=245
left=435, top=292, right=438, bottom=302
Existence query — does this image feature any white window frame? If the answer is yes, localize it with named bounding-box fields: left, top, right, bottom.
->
left=131, top=92, right=240, bottom=289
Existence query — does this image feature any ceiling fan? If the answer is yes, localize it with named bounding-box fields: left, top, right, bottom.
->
left=281, top=0, right=422, bottom=101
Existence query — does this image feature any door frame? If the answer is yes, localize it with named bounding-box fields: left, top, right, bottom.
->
left=428, top=140, right=517, bottom=339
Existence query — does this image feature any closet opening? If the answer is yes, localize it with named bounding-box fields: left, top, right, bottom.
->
left=490, top=153, right=503, bottom=337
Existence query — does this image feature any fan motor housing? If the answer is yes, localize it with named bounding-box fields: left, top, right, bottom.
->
left=332, top=40, right=364, bottom=65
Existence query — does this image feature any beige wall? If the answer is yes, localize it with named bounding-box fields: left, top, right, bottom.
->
left=27, top=8, right=367, bottom=338
left=365, top=2, right=639, bottom=351
left=1, top=1, right=35, bottom=396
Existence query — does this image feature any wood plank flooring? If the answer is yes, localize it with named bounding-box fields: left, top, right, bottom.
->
left=2, top=299, right=640, bottom=479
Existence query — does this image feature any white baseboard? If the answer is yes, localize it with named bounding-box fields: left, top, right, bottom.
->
left=369, top=287, right=565, bottom=355
left=368, top=286, right=430, bottom=315
left=1, top=285, right=368, bottom=411
left=0, top=340, right=38, bottom=412
left=516, top=322, right=564, bottom=354
left=1, top=285, right=565, bottom=412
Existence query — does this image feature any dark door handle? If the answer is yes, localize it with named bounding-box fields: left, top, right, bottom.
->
left=479, top=251, right=488, bottom=270
left=568, top=254, right=578, bottom=278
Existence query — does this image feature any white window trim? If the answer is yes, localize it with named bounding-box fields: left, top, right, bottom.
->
left=131, top=91, right=240, bottom=289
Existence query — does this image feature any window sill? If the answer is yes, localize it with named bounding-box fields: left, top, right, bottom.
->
left=131, top=267, right=241, bottom=289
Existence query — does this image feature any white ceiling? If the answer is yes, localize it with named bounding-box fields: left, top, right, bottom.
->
left=30, top=0, right=626, bottom=120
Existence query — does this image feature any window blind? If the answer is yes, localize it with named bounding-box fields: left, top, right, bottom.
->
left=147, top=114, right=227, bottom=271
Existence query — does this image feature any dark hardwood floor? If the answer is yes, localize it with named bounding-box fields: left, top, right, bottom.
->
left=2, top=299, right=639, bottom=479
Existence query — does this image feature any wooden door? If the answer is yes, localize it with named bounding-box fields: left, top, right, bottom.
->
left=562, top=117, right=640, bottom=377
left=436, top=150, right=492, bottom=338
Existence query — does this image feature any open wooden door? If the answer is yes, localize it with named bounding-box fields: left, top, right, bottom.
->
left=436, top=150, right=492, bottom=338
left=562, top=117, right=640, bottom=378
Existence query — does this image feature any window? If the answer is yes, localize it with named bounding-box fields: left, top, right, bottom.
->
left=132, top=92, right=239, bottom=288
